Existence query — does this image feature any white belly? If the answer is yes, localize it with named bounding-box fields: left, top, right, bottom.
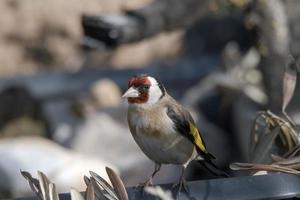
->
left=133, top=131, right=194, bottom=164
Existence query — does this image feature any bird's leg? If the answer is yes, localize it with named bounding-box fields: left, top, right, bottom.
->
left=137, top=163, right=161, bottom=188
left=145, top=163, right=161, bottom=187
left=172, top=165, right=189, bottom=199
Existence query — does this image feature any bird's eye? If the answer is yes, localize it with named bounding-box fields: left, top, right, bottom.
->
left=143, top=85, right=150, bottom=90
left=138, top=85, right=150, bottom=92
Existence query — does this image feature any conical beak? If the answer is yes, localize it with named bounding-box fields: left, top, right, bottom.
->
left=122, top=87, right=139, bottom=98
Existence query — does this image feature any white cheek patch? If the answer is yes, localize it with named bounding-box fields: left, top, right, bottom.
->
left=147, top=77, right=163, bottom=105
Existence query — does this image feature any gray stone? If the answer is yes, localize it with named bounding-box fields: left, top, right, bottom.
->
left=89, top=79, right=122, bottom=109
left=0, top=137, right=114, bottom=197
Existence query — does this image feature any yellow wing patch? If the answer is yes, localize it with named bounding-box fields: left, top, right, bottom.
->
left=189, top=122, right=207, bottom=153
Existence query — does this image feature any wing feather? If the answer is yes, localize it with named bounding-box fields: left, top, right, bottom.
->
left=166, top=103, right=215, bottom=160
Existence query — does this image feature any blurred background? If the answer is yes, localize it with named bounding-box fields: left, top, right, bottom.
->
left=0, top=0, right=300, bottom=198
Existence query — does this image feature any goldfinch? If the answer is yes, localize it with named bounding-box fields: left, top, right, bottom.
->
left=122, top=74, right=224, bottom=195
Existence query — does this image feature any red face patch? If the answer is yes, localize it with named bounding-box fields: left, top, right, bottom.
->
left=128, top=75, right=151, bottom=88
left=128, top=93, right=148, bottom=104
left=127, top=75, right=151, bottom=104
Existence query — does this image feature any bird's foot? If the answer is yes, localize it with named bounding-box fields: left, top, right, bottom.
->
left=172, top=178, right=189, bottom=199
left=135, top=179, right=153, bottom=196
left=135, top=178, right=153, bottom=188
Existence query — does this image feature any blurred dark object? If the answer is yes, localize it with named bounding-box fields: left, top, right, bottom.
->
left=0, top=57, right=218, bottom=102
left=82, top=0, right=210, bottom=48
left=251, top=0, right=290, bottom=113
left=184, top=13, right=254, bottom=56
left=82, top=15, right=140, bottom=48
left=0, top=86, right=49, bottom=138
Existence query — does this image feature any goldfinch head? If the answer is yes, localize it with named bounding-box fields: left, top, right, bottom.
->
left=122, top=74, right=165, bottom=105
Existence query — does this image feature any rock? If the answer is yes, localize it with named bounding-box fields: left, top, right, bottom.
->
left=71, top=112, right=145, bottom=173
left=90, top=79, right=122, bottom=109
left=71, top=79, right=122, bottom=117
left=0, top=137, right=115, bottom=197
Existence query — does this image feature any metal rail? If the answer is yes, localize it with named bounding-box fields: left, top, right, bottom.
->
left=13, top=173, right=300, bottom=200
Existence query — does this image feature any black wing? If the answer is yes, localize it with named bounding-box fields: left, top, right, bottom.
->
left=166, top=104, right=215, bottom=160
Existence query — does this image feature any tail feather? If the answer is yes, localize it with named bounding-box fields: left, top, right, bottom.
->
left=202, top=159, right=229, bottom=177
left=204, top=160, right=229, bottom=177
left=195, top=145, right=215, bottom=160
left=204, top=152, right=216, bottom=160
left=196, top=150, right=229, bottom=177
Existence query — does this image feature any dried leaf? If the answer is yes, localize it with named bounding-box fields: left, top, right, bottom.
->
left=70, top=188, right=85, bottom=200
left=271, top=154, right=285, bottom=162
left=280, top=124, right=294, bottom=150
left=21, top=170, right=43, bottom=200
left=84, top=176, right=90, bottom=186
left=106, top=167, right=128, bottom=200
left=266, top=110, right=300, bottom=145
left=230, top=162, right=251, bottom=170
left=249, top=113, right=265, bottom=159
left=230, top=162, right=300, bottom=174
left=274, top=155, right=300, bottom=166
left=90, top=177, right=110, bottom=200
left=282, top=55, right=297, bottom=113
left=249, top=112, right=276, bottom=160
left=38, top=171, right=51, bottom=200
left=89, top=171, right=117, bottom=200
left=49, top=183, right=59, bottom=200
left=279, top=120, right=299, bottom=146
left=21, top=171, right=39, bottom=190
left=102, top=193, right=117, bottom=200
left=89, top=171, right=114, bottom=194
left=284, top=163, right=300, bottom=170
left=86, top=182, right=95, bottom=200
left=283, top=145, right=300, bottom=158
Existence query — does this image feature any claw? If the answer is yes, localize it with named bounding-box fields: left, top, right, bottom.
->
left=136, top=163, right=161, bottom=196
left=172, top=165, right=190, bottom=199
left=136, top=178, right=153, bottom=196
left=172, top=177, right=190, bottom=199
left=136, top=178, right=153, bottom=188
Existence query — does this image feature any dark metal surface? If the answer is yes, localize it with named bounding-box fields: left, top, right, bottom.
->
left=0, top=56, right=219, bottom=101
left=12, top=173, right=300, bottom=200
